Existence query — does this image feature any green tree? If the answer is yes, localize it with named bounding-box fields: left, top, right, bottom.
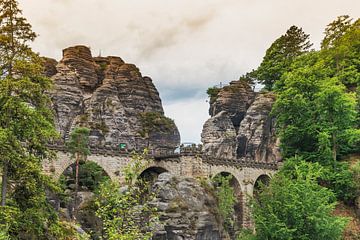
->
left=95, top=151, right=158, bottom=240
left=272, top=51, right=357, bottom=163
left=0, top=0, right=57, bottom=208
left=206, top=87, right=221, bottom=105
left=314, top=78, right=357, bottom=161
left=213, top=175, right=236, bottom=235
left=66, top=127, right=90, bottom=210
left=0, top=1, right=85, bottom=238
left=322, top=17, right=360, bottom=89
left=321, top=15, right=353, bottom=50
left=255, top=25, right=312, bottom=90
left=253, top=160, right=347, bottom=240
left=0, top=0, right=38, bottom=206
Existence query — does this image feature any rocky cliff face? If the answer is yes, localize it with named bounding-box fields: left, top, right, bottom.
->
left=46, top=45, right=180, bottom=151
left=152, top=173, right=225, bottom=240
left=202, top=80, right=281, bottom=163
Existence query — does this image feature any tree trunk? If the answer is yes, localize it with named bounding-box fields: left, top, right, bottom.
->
left=75, top=154, right=79, bottom=211
left=332, top=133, right=337, bottom=162
left=1, top=161, right=8, bottom=206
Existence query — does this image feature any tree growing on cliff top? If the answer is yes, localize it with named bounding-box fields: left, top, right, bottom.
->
left=254, top=25, right=312, bottom=90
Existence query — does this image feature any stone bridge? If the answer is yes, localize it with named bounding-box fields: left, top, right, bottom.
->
left=43, top=147, right=279, bottom=228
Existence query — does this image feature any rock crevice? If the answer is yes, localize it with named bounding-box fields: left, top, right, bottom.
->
left=202, top=81, right=281, bottom=163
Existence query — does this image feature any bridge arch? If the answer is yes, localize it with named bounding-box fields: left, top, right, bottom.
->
left=253, top=174, right=271, bottom=199
left=210, top=167, right=244, bottom=190
left=139, top=166, right=169, bottom=182
left=46, top=152, right=118, bottom=181
left=59, top=160, right=110, bottom=192
left=212, top=171, right=244, bottom=232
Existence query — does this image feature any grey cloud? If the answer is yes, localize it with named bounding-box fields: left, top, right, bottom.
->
left=136, top=10, right=217, bottom=59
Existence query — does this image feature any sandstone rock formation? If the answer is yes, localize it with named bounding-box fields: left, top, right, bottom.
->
left=46, top=45, right=180, bottom=151
left=152, top=172, right=225, bottom=240
left=202, top=80, right=281, bottom=163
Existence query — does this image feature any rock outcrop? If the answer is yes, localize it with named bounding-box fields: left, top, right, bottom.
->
left=152, top=172, right=225, bottom=240
left=201, top=111, right=237, bottom=159
left=47, top=45, right=180, bottom=151
left=202, top=81, right=281, bottom=163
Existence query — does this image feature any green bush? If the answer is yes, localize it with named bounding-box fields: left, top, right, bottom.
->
left=236, top=229, right=257, bottom=240
left=253, top=161, right=348, bottom=240
left=94, top=152, right=159, bottom=240
left=281, top=157, right=358, bottom=205
left=139, top=112, right=175, bottom=137
left=78, top=161, right=110, bottom=191
left=206, top=87, right=221, bottom=104
left=213, top=175, right=236, bottom=235
left=321, top=162, right=358, bottom=204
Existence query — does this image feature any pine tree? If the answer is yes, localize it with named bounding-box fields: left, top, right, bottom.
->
left=321, top=15, right=353, bottom=50
left=0, top=0, right=58, bottom=207
left=255, top=25, right=312, bottom=90
left=66, top=127, right=90, bottom=213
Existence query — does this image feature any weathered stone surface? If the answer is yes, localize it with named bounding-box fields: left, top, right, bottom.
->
left=50, top=45, right=180, bottom=151
left=201, top=111, right=237, bottom=159
left=202, top=81, right=281, bottom=163
left=209, top=81, right=256, bottom=128
left=236, top=93, right=280, bottom=162
left=43, top=57, right=58, bottom=77
left=152, top=173, right=226, bottom=240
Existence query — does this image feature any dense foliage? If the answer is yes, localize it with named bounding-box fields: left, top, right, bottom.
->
left=0, top=0, right=82, bottom=238
left=213, top=175, right=237, bottom=235
left=253, top=25, right=312, bottom=90
left=272, top=51, right=357, bottom=163
left=248, top=15, right=360, bottom=240
left=253, top=160, right=348, bottom=240
left=94, top=151, right=158, bottom=240
left=59, top=161, right=110, bottom=194
left=139, top=112, right=176, bottom=138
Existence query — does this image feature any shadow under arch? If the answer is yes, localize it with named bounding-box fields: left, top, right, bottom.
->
left=139, top=166, right=169, bottom=183
left=253, top=174, right=271, bottom=200
left=212, top=171, right=244, bottom=234
left=57, top=160, right=110, bottom=236
left=59, top=160, right=111, bottom=193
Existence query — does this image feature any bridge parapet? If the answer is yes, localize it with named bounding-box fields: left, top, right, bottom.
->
left=202, top=156, right=279, bottom=170
left=47, top=144, right=203, bottom=159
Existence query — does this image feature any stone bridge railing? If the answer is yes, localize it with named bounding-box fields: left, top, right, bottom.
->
left=47, top=144, right=202, bottom=159
left=202, top=156, right=279, bottom=170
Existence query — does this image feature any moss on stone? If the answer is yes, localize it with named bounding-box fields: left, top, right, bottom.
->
left=139, top=112, right=176, bottom=137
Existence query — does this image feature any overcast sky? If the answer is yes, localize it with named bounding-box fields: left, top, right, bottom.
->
left=19, top=0, right=359, bottom=143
